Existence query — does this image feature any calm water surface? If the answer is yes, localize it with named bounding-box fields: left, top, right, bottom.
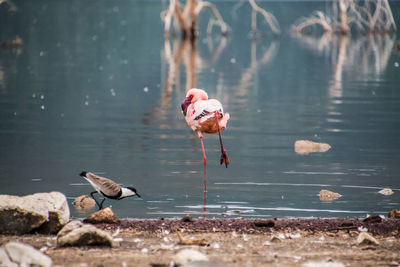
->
left=1, top=1, right=400, bottom=219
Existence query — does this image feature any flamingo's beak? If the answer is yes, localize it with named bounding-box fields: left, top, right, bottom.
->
left=181, top=96, right=192, bottom=116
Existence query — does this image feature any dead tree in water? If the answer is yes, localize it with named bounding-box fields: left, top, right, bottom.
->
left=162, top=0, right=228, bottom=40
left=292, top=0, right=396, bottom=35
left=162, top=0, right=280, bottom=40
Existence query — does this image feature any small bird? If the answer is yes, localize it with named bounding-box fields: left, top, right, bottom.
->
left=79, top=171, right=140, bottom=210
left=181, top=88, right=230, bottom=195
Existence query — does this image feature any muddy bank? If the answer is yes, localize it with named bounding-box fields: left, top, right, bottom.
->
left=99, top=217, right=400, bottom=236
left=1, top=218, right=400, bottom=266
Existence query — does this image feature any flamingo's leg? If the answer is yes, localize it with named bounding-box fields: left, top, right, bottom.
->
left=200, top=135, right=207, bottom=194
left=215, top=112, right=230, bottom=168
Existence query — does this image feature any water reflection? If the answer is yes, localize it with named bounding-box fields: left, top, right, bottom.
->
left=292, top=33, right=396, bottom=98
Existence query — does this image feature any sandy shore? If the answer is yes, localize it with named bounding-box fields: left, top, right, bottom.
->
left=1, top=218, right=399, bottom=266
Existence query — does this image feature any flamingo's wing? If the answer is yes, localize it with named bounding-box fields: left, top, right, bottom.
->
left=191, top=99, right=223, bottom=121
left=85, top=172, right=121, bottom=196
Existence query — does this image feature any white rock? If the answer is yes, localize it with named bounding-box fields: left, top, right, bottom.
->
left=356, top=232, right=379, bottom=246
left=174, top=249, right=209, bottom=265
left=0, top=248, right=18, bottom=267
left=0, top=192, right=70, bottom=234
left=57, top=220, right=114, bottom=247
left=3, top=241, right=52, bottom=267
left=302, top=261, right=345, bottom=267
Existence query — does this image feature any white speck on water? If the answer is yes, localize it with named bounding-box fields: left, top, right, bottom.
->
left=32, top=93, right=36, bottom=98
left=141, top=248, right=148, bottom=253
left=98, top=65, right=104, bottom=71
left=110, top=88, right=116, bottom=96
left=202, top=38, right=207, bottom=44
left=92, top=35, right=98, bottom=41
left=157, top=84, right=160, bottom=88
left=31, top=178, right=42, bottom=182
left=189, top=171, right=197, bottom=174
left=84, top=101, right=89, bottom=106
left=60, top=113, right=64, bottom=118
left=85, top=95, right=90, bottom=99
left=113, top=6, right=119, bottom=12
left=257, top=109, right=261, bottom=113
left=230, top=58, right=236, bottom=64
left=13, top=112, right=17, bottom=116
left=39, top=51, right=45, bottom=56
left=372, top=91, right=376, bottom=95
left=40, top=105, right=45, bottom=110
left=120, top=36, right=126, bottom=41
left=109, top=75, right=114, bottom=80
left=121, top=59, right=128, bottom=64
left=143, top=87, right=149, bottom=93
left=211, top=68, right=215, bottom=73
left=120, top=20, right=127, bottom=26
left=40, top=94, right=45, bottom=100
left=394, top=62, right=399, bottom=67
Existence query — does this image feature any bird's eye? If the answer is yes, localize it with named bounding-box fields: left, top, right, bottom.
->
left=189, top=95, right=194, bottom=98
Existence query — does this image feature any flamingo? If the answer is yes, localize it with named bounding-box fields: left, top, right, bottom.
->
left=181, top=88, right=230, bottom=196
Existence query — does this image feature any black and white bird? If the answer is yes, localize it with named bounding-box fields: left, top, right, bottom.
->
left=80, top=171, right=141, bottom=210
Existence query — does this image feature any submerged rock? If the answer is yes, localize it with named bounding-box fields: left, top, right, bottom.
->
left=295, top=140, right=331, bottom=155
left=73, top=195, right=96, bottom=211
left=319, top=190, right=342, bottom=201
left=0, top=192, right=70, bottom=234
left=57, top=220, right=114, bottom=247
left=0, top=241, right=52, bottom=267
left=83, top=207, right=120, bottom=224
left=378, top=188, right=394, bottom=196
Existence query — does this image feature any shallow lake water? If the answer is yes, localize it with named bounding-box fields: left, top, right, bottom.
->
left=1, top=0, right=400, bottom=219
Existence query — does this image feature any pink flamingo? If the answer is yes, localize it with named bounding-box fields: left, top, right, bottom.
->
left=181, top=88, right=230, bottom=196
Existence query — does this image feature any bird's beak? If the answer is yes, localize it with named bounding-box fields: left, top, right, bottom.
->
left=136, top=193, right=141, bottom=198
left=181, top=96, right=192, bottom=116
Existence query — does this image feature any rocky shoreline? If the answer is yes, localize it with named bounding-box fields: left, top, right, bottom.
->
left=1, top=192, right=400, bottom=266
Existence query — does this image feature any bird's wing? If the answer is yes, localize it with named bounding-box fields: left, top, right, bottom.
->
left=85, top=172, right=121, bottom=196
left=191, top=99, right=223, bottom=121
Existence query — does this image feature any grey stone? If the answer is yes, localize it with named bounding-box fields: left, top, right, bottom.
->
left=0, top=192, right=70, bottom=234
left=57, top=220, right=114, bottom=247
left=1, top=241, right=52, bottom=267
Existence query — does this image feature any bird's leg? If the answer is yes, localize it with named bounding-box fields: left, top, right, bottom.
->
left=90, top=191, right=102, bottom=210
left=215, top=111, right=230, bottom=168
left=200, top=135, right=207, bottom=195
left=99, top=198, right=106, bottom=210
